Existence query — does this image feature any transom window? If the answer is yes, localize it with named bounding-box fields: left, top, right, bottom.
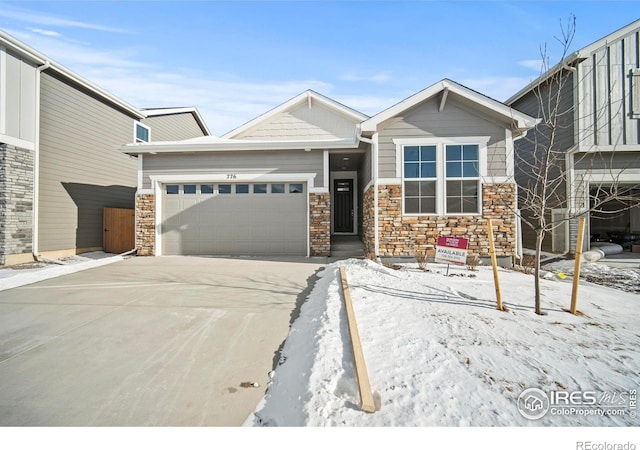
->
left=164, top=183, right=304, bottom=196
left=400, top=140, right=484, bottom=215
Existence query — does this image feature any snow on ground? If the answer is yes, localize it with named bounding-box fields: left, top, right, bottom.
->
left=0, top=252, right=124, bottom=291
left=545, top=259, right=640, bottom=294
left=247, top=258, right=639, bottom=427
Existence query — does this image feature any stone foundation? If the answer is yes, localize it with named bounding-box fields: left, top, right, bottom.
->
left=0, top=144, right=34, bottom=265
left=365, top=183, right=517, bottom=261
left=135, top=193, right=155, bottom=256
left=309, top=192, right=330, bottom=256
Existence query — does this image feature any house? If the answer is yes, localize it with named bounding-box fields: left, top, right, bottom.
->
left=506, top=19, right=640, bottom=253
left=123, top=80, right=536, bottom=264
left=0, top=30, right=210, bottom=265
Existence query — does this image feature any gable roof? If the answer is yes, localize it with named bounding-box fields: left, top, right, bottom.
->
left=222, top=89, right=369, bottom=139
left=506, top=18, right=640, bottom=105
left=140, top=107, right=211, bottom=136
left=361, top=79, right=537, bottom=136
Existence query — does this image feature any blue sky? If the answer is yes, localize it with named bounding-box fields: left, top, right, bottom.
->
left=0, top=1, right=637, bottom=135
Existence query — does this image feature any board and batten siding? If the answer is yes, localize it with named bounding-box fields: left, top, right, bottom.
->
left=377, top=95, right=509, bottom=178
left=1, top=48, right=37, bottom=144
left=141, top=113, right=207, bottom=142
left=235, top=102, right=359, bottom=140
left=577, top=27, right=640, bottom=148
left=142, top=150, right=325, bottom=189
left=38, top=72, right=138, bottom=252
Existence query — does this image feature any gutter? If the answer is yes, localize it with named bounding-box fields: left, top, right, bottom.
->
left=32, top=59, right=51, bottom=260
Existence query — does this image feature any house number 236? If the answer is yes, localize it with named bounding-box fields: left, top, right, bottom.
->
left=226, top=174, right=237, bottom=179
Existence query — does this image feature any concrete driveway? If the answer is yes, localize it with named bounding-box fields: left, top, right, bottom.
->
left=0, top=256, right=324, bottom=426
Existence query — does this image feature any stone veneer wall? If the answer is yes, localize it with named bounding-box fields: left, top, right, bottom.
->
left=366, top=183, right=517, bottom=260
left=362, top=184, right=376, bottom=259
left=309, top=192, right=330, bottom=256
left=135, top=193, right=155, bottom=256
left=0, top=144, right=34, bottom=265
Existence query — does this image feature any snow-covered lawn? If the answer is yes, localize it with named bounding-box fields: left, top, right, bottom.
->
left=248, top=258, right=639, bottom=427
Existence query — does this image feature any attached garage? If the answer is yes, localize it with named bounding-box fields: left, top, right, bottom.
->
left=161, top=181, right=308, bottom=256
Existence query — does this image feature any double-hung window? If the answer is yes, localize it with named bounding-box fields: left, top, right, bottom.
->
left=403, top=146, right=437, bottom=214
left=398, top=138, right=486, bottom=215
left=445, top=144, right=480, bottom=214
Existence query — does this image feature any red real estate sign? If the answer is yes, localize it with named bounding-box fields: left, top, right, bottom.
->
left=435, top=236, right=469, bottom=265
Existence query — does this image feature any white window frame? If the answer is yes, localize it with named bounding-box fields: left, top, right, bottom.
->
left=134, top=121, right=151, bottom=143
left=395, top=136, right=489, bottom=216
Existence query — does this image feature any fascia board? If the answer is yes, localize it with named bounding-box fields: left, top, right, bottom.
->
left=120, top=138, right=360, bottom=155
left=223, top=90, right=368, bottom=138
left=0, top=29, right=144, bottom=120
left=362, top=79, right=537, bottom=132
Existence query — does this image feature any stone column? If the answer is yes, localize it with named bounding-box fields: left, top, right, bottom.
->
left=135, top=193, right=155, bottom=256
left=309, top=192, right=330, bottom=256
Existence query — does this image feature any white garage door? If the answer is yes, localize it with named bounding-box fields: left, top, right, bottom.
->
left=162, top=182, right=307, bottom=256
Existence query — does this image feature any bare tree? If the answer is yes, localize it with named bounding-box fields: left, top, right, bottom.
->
left=504, top=16, right=640, bottom=314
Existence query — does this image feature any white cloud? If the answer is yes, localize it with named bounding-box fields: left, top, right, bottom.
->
left=28, top=28, right=62, bottom=38
left=519, top=59, right=545, bottom=72
left=0, top=6, right=127, bottom=33
left=340, top=71, right=392, bottom=83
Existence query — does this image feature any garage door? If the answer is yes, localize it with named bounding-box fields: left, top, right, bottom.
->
left=162, top=182, right=307, bottom=256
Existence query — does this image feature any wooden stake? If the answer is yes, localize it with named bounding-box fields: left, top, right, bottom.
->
left=339, top=266, right=376, bottom=413
left=570, top=217, right=586, bottom=315
left=487, top=219, right=504, bottom=311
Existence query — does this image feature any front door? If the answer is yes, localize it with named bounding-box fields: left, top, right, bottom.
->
left=334, top=179, right=354, bottom=233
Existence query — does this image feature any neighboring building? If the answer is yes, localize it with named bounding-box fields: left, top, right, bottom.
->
left=0, top=30, right=209, bottom=265
left=124, top=80, right=536, bottom=264
left=507, top=19, right=640, bottom=253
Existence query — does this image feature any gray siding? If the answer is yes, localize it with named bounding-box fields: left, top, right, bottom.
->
left=236, top=101, right=358, bottom=140
left=141, top=113, right=207, bottom=142
left=38, top=72, right=137, bottom=252
left=142, top=150, right=324, bottom=189
left=511, top=72, right=575, bottom=251
left=1, top=49, right=37, bottom=144
left=377, top=95, right=508, bottom=178
left=577, top=27, right=640, bottom=147
left=574, top=151, right=640, bottom=170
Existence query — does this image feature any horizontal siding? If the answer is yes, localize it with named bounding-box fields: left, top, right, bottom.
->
left=141, top=113, right=207, bottom=142
left=238, top=102, right=358, bottom=140
left=143, top=150, right=324, bottom=189
left=574, top=151, right=640, bottom=170
left=577, top=27, right=640, bottom=147
left=378, top=95, right=508, bottom=177
left=38, top=72, right=137, bottom=252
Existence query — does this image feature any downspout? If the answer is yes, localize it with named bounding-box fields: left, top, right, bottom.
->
left=512, top=129, right=530, bottom=263
left=32, top=60, right=51, bottom=260
left=372, top=133, right=380, bottom=258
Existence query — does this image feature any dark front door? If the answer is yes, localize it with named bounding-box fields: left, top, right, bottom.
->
left=334, top=179, right=354, bottom=233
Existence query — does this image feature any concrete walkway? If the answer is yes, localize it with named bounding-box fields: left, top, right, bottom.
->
left=0, top=256, right=324, bottom=426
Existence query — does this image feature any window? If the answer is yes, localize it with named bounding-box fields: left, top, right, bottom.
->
left=404, top=146, right=437, bottom=214
left=271, top=183, right=285, bottom=194
left=632, top=69, right=640, bottom=117
left=445, top=145, right=479, bottom=214
left=201, top=184, right=214, bottom=194
left=135, top=122, right=150, bottom=143
left=253, top=184, right=267, bottom=194
left=166, top=184, right=179, bottom=195
left=218, top=184, right=231, bottom=194
left=236, top=184, right=249, bottom=194
left=399, top=139, right=485, bottom=215
left=289, top=183, right=304, bottom=194
left=183, top=184, right=197, bottom=194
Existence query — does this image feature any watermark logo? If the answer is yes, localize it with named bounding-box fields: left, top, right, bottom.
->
left=517, top=388, right=637, bottom=420
left=517, top=387, right=550, bottom=419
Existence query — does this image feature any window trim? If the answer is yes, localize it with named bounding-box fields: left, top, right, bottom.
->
left=134, top=121, right=151, bottom=143
left=395, top=136, right=489, bottom=216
